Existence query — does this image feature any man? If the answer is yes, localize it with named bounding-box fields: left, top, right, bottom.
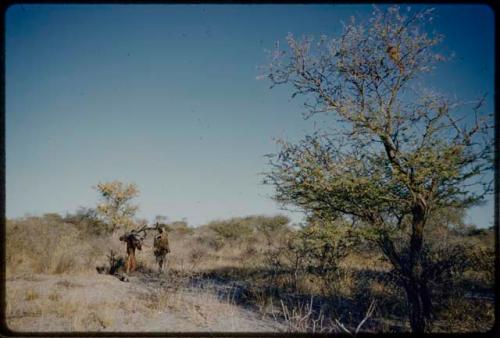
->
left=153, top=223, right=170, bottom=273
left=119, top=232, right=142, bottom=274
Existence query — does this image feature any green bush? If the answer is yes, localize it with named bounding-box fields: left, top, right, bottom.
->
left=266, top=219, right=358, bottom=293
left=168, top=220, right=194, bottom=236
left=207, top=218, right=254, bottom=243
left=256, top=215, right=291, bottom=245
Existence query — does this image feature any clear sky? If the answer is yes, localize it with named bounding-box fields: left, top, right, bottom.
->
left=6, top=4, right=494, bottom=227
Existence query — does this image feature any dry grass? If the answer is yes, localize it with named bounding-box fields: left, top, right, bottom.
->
left=71, top=305, right=115, bottom=331
left=24, top=289, right=40, bottom=301
left=6, top=216, right=114, bottom=276
left=48, top=292, right=62, bottom=302
left=141, top=277, right=259, bottom=330
left=6, top=270, right=269, bottom=332
left=55, top=279, right=83, bottom=288
left=5, top=214, right=495, bottom=333
left=144, top=287, right=172, bottom=312
left=7, top=278, right=133, bottom=332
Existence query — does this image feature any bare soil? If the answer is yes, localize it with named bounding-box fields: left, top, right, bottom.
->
left=6, top=271, right=284, bottom=333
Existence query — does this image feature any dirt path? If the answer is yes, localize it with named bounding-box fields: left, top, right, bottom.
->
left=6, top=272, right=284, bottom=332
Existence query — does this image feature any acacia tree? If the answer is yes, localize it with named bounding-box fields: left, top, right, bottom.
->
left=94, top=181, right=139, bottom=233
left=262, top=6, right=493, bottom=333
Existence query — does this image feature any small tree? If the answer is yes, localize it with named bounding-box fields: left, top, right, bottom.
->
left=287, top=219, right=357, bottom=293
left=262, top=6, right=493, bottom=333
left=256, top=215, right=291, bottom=246
left=208, top=218, right=254, bottom=245
left=94, top=181, right=139, bottom=233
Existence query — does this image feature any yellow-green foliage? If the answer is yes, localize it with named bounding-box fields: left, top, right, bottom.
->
left=255, top=215, right=291, bottom=246
left=168, top=221, right=194, bottom=236
left=204, top=215, right=292, bottom=250
left=207, top=218, right=254, bottom=243
left=94, top=181, right=139, bottom=232
left=267, top=219, right=359, bottom=293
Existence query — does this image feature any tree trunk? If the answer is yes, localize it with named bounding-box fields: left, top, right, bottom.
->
left=293, top=256, right=300, bottom=291
left=375, top=201, right=433, bottom=333
left=404, top=201, right=432, bottom=333
left=404, top=276, right=432, bottom=333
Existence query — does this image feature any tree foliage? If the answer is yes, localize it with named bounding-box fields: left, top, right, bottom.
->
left=208, top=217, right=255, bottom=243
left=262, top=5, right=493, bottom=333
left=291, top=219, right=358, bottom=287
left=94, top=181, right=139, bottom=233
left=256, top=215, right=291, bottom=245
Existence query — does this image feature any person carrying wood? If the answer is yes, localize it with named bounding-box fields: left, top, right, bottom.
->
left=118, top=224, right=149, bottom=274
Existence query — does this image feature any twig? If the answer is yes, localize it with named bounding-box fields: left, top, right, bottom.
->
left=354, top=299, right=376, bottom=335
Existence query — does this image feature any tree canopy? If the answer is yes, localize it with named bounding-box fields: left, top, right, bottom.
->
left=262, top=5, right=493, bottom=333
left=94, top=181, right=139, bottom=233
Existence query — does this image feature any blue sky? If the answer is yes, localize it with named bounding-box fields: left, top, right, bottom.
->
left=6, top=4, right=494, bottom=227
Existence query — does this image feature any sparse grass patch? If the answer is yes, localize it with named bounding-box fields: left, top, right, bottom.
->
left=145, top=287, right=174, bottom=313
left=24, top=289, right=39, bottom=301
left=48, top=292, right=61, bottom=302
left=52, top=300, right=80, bottom=319
left=179, top=287, right=239, bottom=328
left=55, top=279, right=83, bottom=288
left=72, top=308, right=114, bottom=331
left=436, top=297, right=495, bottom=332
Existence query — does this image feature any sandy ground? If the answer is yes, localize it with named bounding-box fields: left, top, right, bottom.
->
left=6, top=271, right=284, bottom=333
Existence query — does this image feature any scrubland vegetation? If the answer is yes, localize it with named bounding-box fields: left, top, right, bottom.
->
left=6, top=208, right=494, bottom=333
left=5, top=4, right=495, bottom=334
left=258, top=4, right=494, bottom=334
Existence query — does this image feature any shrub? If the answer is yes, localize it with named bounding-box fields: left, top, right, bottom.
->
left=6, top=214, right=108, bottom=275
left=168, top=220, right=194, bottom=236
left=64, top=207, right=108, bottom=236
left=256, top=215, right=291, bottom=246
left=266, top=219, right=358, bottom=294
left=207, top=218, right=254, bottom=244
